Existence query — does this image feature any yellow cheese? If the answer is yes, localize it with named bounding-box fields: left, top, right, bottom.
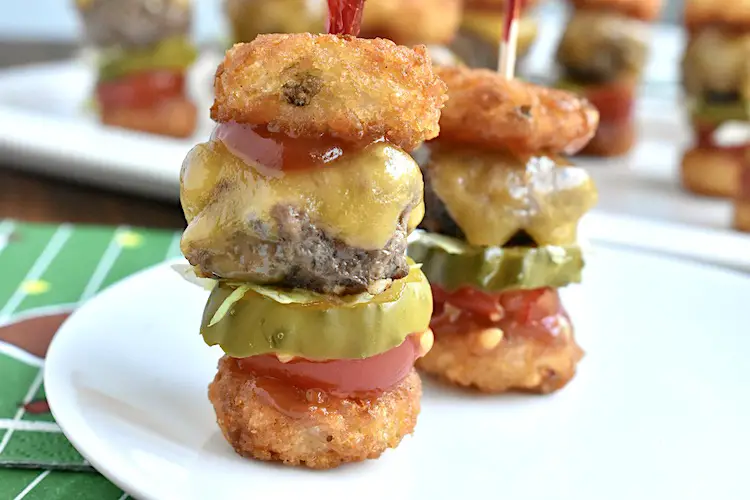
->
left=427, top=147, right=597, bottom=246
left=180, top=139, right=424, bottom=252
left=461, top=12, right=538, bottom=54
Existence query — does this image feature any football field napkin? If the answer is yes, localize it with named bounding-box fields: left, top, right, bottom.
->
left=0, top=220, right=183, bottom=499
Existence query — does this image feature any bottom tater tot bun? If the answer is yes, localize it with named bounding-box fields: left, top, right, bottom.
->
left=209, top=356, right=422, bottom=469
left=681, top=147, right=740, bottom=198
left=101, top=97, right=197, bottom=138
left=734, top=199, right=750, bottom=232
left=580, top=118, right=635, bottom=157
left=417, top=316, right=583, bottom=394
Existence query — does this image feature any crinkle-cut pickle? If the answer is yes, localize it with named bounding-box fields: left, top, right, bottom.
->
left=407, top=231, right=584, bottom=292
left=201, top=265, right=432, bottom=360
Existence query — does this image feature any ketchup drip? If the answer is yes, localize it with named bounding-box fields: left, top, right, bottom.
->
left=326, top=0, right=365, bottom=36
left=213, top=122, right=372, bottom=172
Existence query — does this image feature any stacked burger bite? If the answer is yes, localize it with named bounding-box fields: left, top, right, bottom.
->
left=555, top=0, right=661, bottom=156
left=681, top=0, right=750, bottom=203
left=74, top=0, right=197, bottom=137
left=410, top=66, right=599, bottom=393
left=179, top=33, right=446, bottom=468
left=451, top=0, right=540, bottom=69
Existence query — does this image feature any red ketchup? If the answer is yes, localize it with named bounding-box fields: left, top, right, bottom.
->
left=234, top=334, right=425, bottom=418
left=212, top=122, right=370, bottom=173
left=326, top=0, right=365, bottom=35
left=430, top=285, right=570, bottom=346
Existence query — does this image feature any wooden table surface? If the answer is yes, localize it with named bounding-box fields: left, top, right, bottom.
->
left=0, top=40, right=186, bottom=229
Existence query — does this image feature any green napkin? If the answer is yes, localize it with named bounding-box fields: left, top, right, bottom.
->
left=0, top=220, right=184, bottom=499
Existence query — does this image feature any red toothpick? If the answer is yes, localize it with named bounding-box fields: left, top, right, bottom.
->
left=327, top=0, right=366, bottom=36
left=498, top=0, right=521, bottom=79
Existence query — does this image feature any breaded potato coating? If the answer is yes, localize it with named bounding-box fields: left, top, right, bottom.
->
left=681, top=147, right=740, bottom=198
left=360, top=0, right=462, bottom=45
left=571, top=0, right=662, bottom=21
left=209, top=356, right=422, bottom=469
left=211, top=34, right=448, bottom=151
left=581, top=118, right=636, bottom=156
left=734, top=198, right=750, bottom=233
left=685, top=0, right=750, bottom=31
left=417, top=318, right=583, bottom=394
left=100, top=97, right=197, bottom=138
left=435, top=66, right=599, bottom=155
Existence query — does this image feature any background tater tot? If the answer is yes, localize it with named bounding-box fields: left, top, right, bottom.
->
left=417, top=323, right=583, bottom=394
left=209, top=357, right=422, bottom=470
left=360, top=0, right=462, bottom=45
left=435, top=66, right=599, bottom=155
left=211, top=34, right=448, bottom=151
left=101, top=97, right=197, bottom=138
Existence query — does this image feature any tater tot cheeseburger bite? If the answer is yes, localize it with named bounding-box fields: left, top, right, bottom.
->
left=555, top=0, right=662, bottom=156
left=177, top=3, right=446, bottom=468
left=451, top=0, right=540, bottom=69
left=409, top=66, right=598, bottom=394
left=680, top=0, right=750, bottom=199
left=73, top=0, right=198, bottom=137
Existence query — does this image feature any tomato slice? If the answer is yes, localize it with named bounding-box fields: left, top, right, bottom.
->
left=96, top=71, right=185, bottom=110
left=584, top=82, right=634, bottom=124
left=212, top=122, right=373, bottom=172
left=234, top=332, right=427, bottom=399
left=431, top=285, right=569, bottom=345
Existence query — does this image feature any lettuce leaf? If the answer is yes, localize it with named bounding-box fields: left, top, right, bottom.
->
left=208, top=285, right=250, bottom=327
left=408, top=230, right=472, bottom=255
left=171, top=263, right=216, bottom=291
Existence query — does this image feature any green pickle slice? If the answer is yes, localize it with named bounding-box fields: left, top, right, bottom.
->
left=200, top=264, right=432, bottom=360
left=691, top=100, right=750, bottom=125
left=407, top=230, right=583, bottom=292
left=98, top=36, right=197, bottom=81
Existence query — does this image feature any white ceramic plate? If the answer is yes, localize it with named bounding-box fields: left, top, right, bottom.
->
left=45, top=245, right=749, bottom=500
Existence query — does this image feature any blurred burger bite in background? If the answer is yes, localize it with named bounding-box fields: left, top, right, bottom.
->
left=680, top=0, right=750, bottom=205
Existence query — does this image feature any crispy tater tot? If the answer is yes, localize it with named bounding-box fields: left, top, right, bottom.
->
left=685, top=0, right=750, bottom=31
left=417, top=318, right=583, bottom=394
left=570, top=0, right=662, bottom=21
left=734, top=198, right=750, bottom=232
left=360, top=0, right=462, bottom=45
left=211, top=34, right=448, bottom=151
left=209, top=357, right=422, bottom=469
left=681, top=147, right=741, bottom=198
left=101, top=97, right=197, bottom=138
left=435, top=66, right=599, bottom=155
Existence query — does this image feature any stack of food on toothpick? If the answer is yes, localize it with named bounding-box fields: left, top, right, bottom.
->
left=681, top=0, right=750, bottom=203
left=555, top=0, right=662, bottom=156
left=73, top=0, right=198, bottom=137
left=224, top=0, right=461, bottom=53
left=409, top=1, right=600, bottom=393
left=451, top=0, right=540, bottom=69
left=178, top=0, right=446, bottom=468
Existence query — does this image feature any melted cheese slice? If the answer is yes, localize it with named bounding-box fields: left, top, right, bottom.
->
left=180, top=140, right=424, bottom=252
left=427, top=148, right=597, bottom=247
left=461, top=12, right=538, bottom=52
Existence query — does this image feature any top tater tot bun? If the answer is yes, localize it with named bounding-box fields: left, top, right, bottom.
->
left=684, top=0, right=750, bottom=31
left=211, top=34, right=448, bottom=151
left=435, top=66, right=599, bottom=155
left=571, top=0, right=663, bottom=21
left=360, top=0, right=462, bottom=45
